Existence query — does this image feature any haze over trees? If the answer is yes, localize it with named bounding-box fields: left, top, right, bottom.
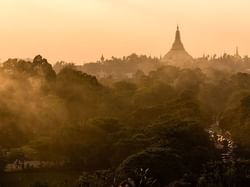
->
left=1, top=54, right=250, bottom=186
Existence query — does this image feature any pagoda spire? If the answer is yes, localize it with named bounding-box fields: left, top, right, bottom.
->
left=236, top=47, right=239, bottom=56
left=162, top=25, right=193, bottom=66
left=100, top=54, right=105, bottom=62
left=171, top=25, right=185, bottom=50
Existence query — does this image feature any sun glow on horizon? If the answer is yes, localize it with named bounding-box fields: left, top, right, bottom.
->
left=0, top=0, right=249, bottom=63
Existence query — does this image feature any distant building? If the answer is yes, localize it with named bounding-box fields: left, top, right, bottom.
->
left=100, top=54, right=105, bottom=62
left=235, top=47, right=239, bottom=57
left=162, top=26, right=193, bottom=67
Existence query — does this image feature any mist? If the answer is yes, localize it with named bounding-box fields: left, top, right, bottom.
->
left=1, top=1, right=250, bottom=186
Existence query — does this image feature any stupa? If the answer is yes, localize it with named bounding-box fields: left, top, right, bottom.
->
left=162, top=26, right=193, bottom=67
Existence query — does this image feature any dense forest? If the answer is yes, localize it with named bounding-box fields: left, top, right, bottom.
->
left=1, top=54, right=250, bottom=186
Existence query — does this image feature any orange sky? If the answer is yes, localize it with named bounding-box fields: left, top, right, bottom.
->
left=0, top=0, right=249, bottom=64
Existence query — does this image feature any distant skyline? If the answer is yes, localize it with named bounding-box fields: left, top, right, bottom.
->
left=0, top=0, right=249, bottom=64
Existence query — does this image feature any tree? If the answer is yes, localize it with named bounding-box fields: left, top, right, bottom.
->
left=116, top=148, right=187, bottom=186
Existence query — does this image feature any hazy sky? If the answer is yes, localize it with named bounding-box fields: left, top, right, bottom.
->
left=0, top=0, right=249, bottom=63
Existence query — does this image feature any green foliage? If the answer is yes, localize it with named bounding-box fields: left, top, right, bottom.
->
left=116, top=148, right=187, bottom=185
left=0, top=55, right=218, bottom=172
left=2, top=54, right=250, bottom=185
